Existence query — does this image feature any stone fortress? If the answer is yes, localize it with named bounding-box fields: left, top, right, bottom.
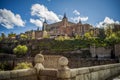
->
left=24, top=13, right=99, bottom=39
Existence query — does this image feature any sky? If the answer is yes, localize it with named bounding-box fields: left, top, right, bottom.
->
left=0, top=0, right=120, bottom=36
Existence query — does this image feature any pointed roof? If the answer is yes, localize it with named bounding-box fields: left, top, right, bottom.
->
left=78, top=18, right=82, bottom=24
left=37, top=27, right=39, bottom=31
left=63, top=13, right=67, bottom=19
left=44, top=18, right=47, bottom=23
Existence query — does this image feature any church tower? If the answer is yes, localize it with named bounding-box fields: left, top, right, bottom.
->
left=42, top=19, right=47, bottom=31
left=78, top=18, right=82, bottom=24
left=42, top=19, right=48, bottom=38
left=62, top=13, right=68, bottom=27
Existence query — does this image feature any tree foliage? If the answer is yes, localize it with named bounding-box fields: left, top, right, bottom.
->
left=20, top=34, right=28, bottom=40
left=14, top=62, right=33, bottom=70
left=13, top=45, right=28, bottom=56
left=0, top=36, right=2, bottom=41
left=8, top=32, right=16, bottom=38
left=1, top=33, right=6, bottom=39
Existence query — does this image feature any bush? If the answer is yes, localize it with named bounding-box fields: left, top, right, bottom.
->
left=0, top=62, right=11, bottom=71
left=13, top=45, right=28, bottom=57
left=14, top=62, right=33, bottom=70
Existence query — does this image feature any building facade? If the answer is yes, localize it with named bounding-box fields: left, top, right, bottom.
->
left=44, top=13, right=94, bottom=38
left=24, top=14, right=99, bottom=39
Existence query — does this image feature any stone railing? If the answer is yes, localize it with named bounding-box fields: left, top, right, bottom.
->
left=0, top=54, right=120, bottom=80
left=0, top=68, right=37, bottom=80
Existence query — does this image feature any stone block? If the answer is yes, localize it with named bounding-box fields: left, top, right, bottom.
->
left=90, top=72, right=98, bottom=80
left=10, top=70, right=18, bottom=78
left=98, top=70, right=105, bottom=80
left=84, top=73, right=90, bottom=80
left=77, top=68, right=89, bottom=75
left=76, top=75, right=84, bottom=80
left=39, top=69, right=57, bottom=77
left=0, top=71, right=10, bottom=79
left=70, top=69, right=77, bottom=78
left=12, top=68, right=36, bottom=78
left=104, top=69, right=110, bottom=79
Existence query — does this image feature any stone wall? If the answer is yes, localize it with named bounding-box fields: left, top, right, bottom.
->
left=0, top=54, right=120, bottom=80
left=0, top=68, right=37, bottom=80
left=68, top=58, right=117, bottom=68
left=90, top=46, right=111, bottom=58
left=0, top=54, right=117, bottom=70
left=43, top=55, right=117, bottom=69
left=115, top=44, right=120, bottom=57
left=43, top=55, right=62, bottom=68
left=69, top=63, right=120, bottom=80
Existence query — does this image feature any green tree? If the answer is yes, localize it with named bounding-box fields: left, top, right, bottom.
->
left=1, top=33, right=6, bottom=39
left=84, top=31, right=94, bottom=40
left=75, top=34, right=81, bottom=40
left=8, top=32, right=16, bottom=38
left=13, top=45, right=28, bottom=57
left=20, top=34, right=28, bottom=40
left=14, top=62, right=33, bottom=70
left=55, top=36, right=64, bottom=41
left=104, top=24, right=113, bottom=37
left=0, top=36, right=2, bottom=41
left=98, top=28, right=106, bottom=39
left=105, top=32, right=119, bottom=46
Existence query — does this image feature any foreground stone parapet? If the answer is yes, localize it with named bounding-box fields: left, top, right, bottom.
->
left=34, top=54, right=44, bottom=72
left=57, top=57, right=71, bottom=80
left=59, top=57, right=69, bottom=66
left=0, top=69, right=37, bottom=80
left=34, top=54, right=44, bottom=63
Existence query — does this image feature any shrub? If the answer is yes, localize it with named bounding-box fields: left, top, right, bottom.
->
left=13, top=45, right=28, bottom=57
left=14, top=62, right=33, bottom=70
left=0, top=62, right=11, bottom=71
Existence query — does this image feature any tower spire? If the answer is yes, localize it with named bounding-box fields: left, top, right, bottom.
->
left=42, top=18, right=47, bottom=31
left=44, top=18, right=47, bottom=23
left=63, top=13, right=67, bottom=19
left=78, top=18, right=82, bottom=24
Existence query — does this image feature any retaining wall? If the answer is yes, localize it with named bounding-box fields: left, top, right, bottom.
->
left=0, top=54, right=120, bottom=80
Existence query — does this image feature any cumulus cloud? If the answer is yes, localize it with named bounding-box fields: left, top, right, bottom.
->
left=31, top=4, right=60, bottom=24
left=71, top=16, right=88, bottom=23
left=30, top=18, right=43, bottom=27
left=58, top=15, right=63, bottom=20
left=81, top=17, right=88, bottom=21
left=71, top=10, right=88, bottom=23
left=96, top=17, right=120, bottom=28
left=73, top=10, right=80, bottom=16
left=0, top=9, right=25, bottom=29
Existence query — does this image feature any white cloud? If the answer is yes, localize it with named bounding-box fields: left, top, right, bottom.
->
left=73, top=10, right=80, bottom=16
left=96, top=17, right=120, bottom=28
left=31, top=4, right=60, bottom=24
left=0, top=9, right=25, bottom=29
left=58, top=15, right=63, bottom=20
left=71, top=10, right=88, bottom=23
left=104, top=17, right=114, bottom=24
left=30, top=18, right=43, bottom=27
left=71, top=16, right=88, bottom=23
left=81, top=17, right=88, bottom=21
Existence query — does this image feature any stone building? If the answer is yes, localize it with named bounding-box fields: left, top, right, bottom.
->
left=44, top=13, right=94, bottom=38
left=25, top=30, right=43, bottom=40
left=24, top=13, right=99, bottom=39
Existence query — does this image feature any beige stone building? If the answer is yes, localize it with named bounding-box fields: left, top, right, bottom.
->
left=44, top=13, right=96, bottom=38
left=25, top=14, right=99, bottom=39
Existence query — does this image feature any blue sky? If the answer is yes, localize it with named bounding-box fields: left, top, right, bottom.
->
left=0, top=0, right=120, bottom=35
